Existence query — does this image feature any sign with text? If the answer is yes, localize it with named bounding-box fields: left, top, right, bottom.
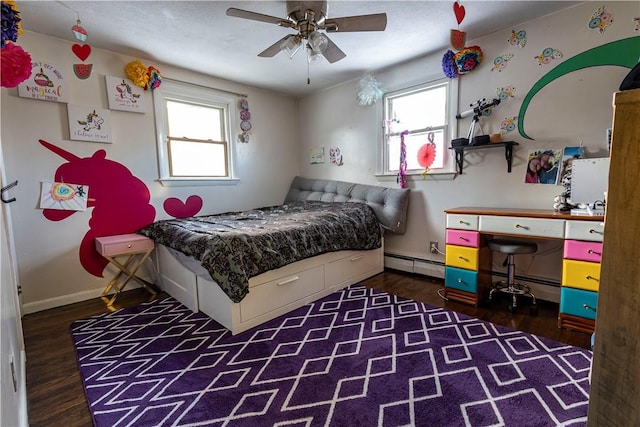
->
left=17, top=61, right=68, bottom=103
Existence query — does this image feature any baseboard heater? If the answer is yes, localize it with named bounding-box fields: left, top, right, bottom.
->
left=383, top=252, right=560, bottom=288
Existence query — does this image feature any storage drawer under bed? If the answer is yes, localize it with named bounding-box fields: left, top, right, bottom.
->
left=240, top=264, right=325, bottom=322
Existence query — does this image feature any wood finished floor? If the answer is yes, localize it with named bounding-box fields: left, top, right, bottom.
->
left=23, top=270, right=591, bottom=426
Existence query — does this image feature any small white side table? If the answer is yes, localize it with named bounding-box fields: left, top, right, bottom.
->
left=95, top=234, right=157, bottom=306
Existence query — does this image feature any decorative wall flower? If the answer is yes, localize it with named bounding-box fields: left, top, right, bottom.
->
left=442, top=49, right=458, bottom=78
left=1, top=41, right=31, bottom=87
left=1, top=0, right=22, bottom=48
left=147, top=66, right=162, bottom=91
left=455, top=46, right=483, bottom=74
left=125, top=60, right=150, bottom=89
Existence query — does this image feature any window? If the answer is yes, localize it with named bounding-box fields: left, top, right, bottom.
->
left=382, top=78, right=457, bottom=177
left=153, top=79, right=237, bottom=185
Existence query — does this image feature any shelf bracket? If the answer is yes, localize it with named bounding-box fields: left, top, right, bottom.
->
left=450, top=141, right=518, bottom=174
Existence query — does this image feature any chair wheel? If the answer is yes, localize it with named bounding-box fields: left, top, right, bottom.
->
left=529, top=305, right=539, bottom=316
left=508, top=304, right=517, bottom=313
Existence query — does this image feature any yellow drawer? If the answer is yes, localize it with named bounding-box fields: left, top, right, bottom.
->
left=445, top=244, right=479, bottom=270
left=562, top=259, right=601, bottom=292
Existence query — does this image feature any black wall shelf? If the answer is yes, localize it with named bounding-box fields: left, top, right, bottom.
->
left=450, top=141, right=519, bottom=174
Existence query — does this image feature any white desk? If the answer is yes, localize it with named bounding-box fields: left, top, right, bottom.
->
left=444, top=207, right=604, bottom=333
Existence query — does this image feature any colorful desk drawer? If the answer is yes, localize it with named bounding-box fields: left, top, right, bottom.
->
left=564, top=240, right=602, bottom=263
left=560, top=287, right=598, bottom=320
left=445, top=266, right=478, bottom=293
left=446, top=229, right=479, bottom=248
left=562, top=259, right=601, bottom=292
left=445, top=245, right=479, bottom=270
left=558, top=287, right=598, bottom=333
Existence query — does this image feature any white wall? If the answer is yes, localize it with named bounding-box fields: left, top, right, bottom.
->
left=298, top=2, right=636, bottom=299
left=1, top=32, right=300, bottom=312
left=2, top=2, right=637, bottom=311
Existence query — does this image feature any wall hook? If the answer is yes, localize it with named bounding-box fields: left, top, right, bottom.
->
left=1, top=180, right=18, bottom=203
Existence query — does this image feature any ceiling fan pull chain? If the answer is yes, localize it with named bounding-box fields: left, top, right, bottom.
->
left=307, top=49, right=311, bottom=84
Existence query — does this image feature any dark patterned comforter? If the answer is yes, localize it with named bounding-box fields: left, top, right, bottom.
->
left=138, top=201, right=382, bottom=303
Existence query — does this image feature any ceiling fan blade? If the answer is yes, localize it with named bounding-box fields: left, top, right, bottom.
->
left=258, top=35, right=293, bottom=57
left=322, top=36, right=346, bottom=64
left=324, top=13, right=387, bottom=32
left=226, top=7, right=286, bottom=26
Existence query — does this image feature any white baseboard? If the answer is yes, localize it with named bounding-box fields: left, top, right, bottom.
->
left=21, top=282, right=147, bottom=315
left=384, top=252, right=559, bottom=303
left=413, top=260, right=445, bottom=279
left=22, top=286, right=107, bottom=314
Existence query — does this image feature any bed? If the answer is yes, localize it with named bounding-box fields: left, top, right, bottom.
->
left=139, top=176, right=410, bottom=334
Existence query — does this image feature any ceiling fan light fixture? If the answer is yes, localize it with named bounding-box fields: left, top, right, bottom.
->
left=308, top=31, right=328, bottom=54
left=280, top=35, right=302, bottom=58
left=307, top=46, right=324, bottom=63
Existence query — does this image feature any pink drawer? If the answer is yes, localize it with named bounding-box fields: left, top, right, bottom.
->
left=95, top=234, right=154, bottom=256
left=564, top=240, right=602, bottom=263
left=446, top=229, right=479, bottom=248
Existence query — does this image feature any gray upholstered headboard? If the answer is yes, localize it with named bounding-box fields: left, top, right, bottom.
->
left=284, top=176, right=410, bottom=234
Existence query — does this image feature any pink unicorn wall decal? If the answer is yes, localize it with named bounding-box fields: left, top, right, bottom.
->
left=40, top=139, right=156, bottom=277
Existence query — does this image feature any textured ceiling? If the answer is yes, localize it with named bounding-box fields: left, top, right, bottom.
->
left=18, top=1, right=581, bottom=98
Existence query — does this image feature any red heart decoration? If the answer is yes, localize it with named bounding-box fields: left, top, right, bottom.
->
left=72, top=44, right=91, bottom=61
left=163, top=195, right=203, bottom=219
left=453, top=1, right=466, bottom=25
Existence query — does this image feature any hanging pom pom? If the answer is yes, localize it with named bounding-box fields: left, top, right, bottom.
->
left=1, top=0, right=23, bottom=48
left=356, top=75, right=383, bottom=106
left=147, top=66, right=162, bottom=90
left=125, top=60, right=150, bottom=89
left=454, top=45, right=483, bottom=75
left=1, top=42, right=32, bottom=88
left=442, top=50, right=458, bottom=78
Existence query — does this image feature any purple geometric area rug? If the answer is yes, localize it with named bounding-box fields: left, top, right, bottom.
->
left=71, top=285, right=591, bottom=427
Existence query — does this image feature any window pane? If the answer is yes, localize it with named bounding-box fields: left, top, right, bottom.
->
left=389, top=85, right=447, bottom=130
left=387, top=129, right=445, bottom=172
left=166, top=100, right=223, bottom=141
left=169, top=139, right=226, bottom=177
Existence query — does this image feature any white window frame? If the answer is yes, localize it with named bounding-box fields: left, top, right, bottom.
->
left=378, top=77, right=458, bottom=181
left=153, top=79, right=238, bottom=187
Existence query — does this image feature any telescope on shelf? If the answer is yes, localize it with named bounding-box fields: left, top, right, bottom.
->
left=452, top=97, right=501, bottom=146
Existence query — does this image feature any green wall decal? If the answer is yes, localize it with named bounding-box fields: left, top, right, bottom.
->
left=518, top=36, right=640, bottom=140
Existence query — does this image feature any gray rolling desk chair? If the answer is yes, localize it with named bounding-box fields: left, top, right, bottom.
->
left=488, top=238, right=538, bottom=315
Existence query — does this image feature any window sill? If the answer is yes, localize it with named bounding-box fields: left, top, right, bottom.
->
left=157, top=178, right=240, bottom=187
left=375, top=172, right=457, bottom=182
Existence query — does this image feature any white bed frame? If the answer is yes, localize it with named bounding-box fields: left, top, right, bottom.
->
left=154, top=242, right=384, bottom=335
left=150, top=176, right=409, bottom=335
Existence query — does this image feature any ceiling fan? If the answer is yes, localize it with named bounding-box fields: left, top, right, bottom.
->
left=226, top=1, right=387, bottom=64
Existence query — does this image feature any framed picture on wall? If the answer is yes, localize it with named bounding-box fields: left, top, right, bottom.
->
left=67, top=105, right=113, bottom=143
left=309, top=147, right=325, bottom=164
left=105, top=75, right=147, bottom=113
left=17, top=61, right=69, bottom=103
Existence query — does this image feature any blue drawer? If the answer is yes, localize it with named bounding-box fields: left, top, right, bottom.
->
left=445, top=266, right=478, bottom=293
left=560, top=287, right=598, bottom=320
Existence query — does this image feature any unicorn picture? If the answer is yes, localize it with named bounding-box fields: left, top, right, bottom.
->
left=116, top=79, right=140, bottom=103
left=67, top=105, right=112, bottom=143
left=78, top=110, right=104, bottom=131
left=105, top=75, right=147, bottom=112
